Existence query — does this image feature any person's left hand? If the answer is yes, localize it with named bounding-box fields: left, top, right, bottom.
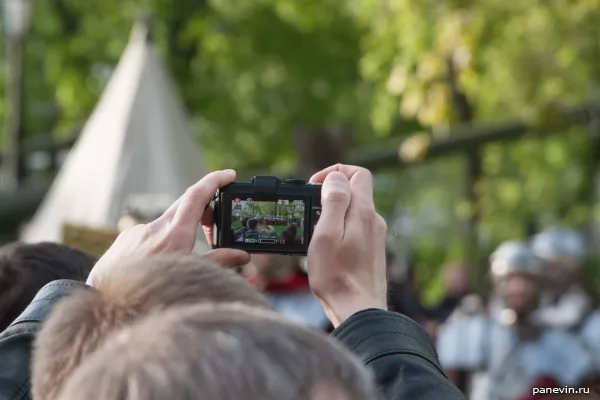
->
left=87, top=169, right=251, bottom=287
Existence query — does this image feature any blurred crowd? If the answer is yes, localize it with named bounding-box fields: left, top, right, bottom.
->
left=403, top=228, right=600, bottom=400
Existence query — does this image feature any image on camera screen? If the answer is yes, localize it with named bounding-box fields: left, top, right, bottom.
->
left=230, top=198, right=305, bottom=246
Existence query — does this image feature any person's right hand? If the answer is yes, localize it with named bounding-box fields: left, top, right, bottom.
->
left=307, top=164, right=388, bottom=327
left=87, top=169, right=250, bottom=288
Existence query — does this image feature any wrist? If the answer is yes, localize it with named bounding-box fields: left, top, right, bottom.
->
left=324, top=297, right=387, bottom=328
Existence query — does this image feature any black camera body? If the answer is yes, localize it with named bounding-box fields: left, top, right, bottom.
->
left=214, top=176, right=322, bottom=255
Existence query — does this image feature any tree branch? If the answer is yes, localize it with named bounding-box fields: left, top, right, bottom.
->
left=346, top=101, right=600, bottom=170
left=50, top=0, right=78, bottom=35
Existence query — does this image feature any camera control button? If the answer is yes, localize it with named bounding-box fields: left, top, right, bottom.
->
left=284, top=179, right=307, bottom=185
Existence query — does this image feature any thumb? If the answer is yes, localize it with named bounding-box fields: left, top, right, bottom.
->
left=317, top=171, right=351, bottom=237
left=202, top=249, right=251, bottom=268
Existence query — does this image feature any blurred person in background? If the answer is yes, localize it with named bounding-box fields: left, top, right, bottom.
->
left=486, top=241, right=536, bottom=324
left=0, top=242, right=96, bottom=332
left=234, top=216, right=251, bottom=239
left=528, top=230, right=600, bottom=386
left=386, top=250, right=429, bottom=325
left=531, top=228, right=593, bottom=332
left=246, top=253, right=330, bottom=331
left=437, top=241, right=593, bottom=400
left=580, top=307, right=600, bottom=391
left=423, top=263, right=473, bottom=339
left=432, top=263, right=472, bottom=320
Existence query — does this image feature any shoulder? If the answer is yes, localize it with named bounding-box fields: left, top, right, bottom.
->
left=579, top=310, right=600, bottom=371
left=542, top=329, right=587, bottom=348
left=581, top=310, right=600, bottom=339
left=331, top=309, right=440, bottom=364
left=8, top=280, right=91, bottom=328
left=537, top=329, right=593, bottom=385
left=539, top=329, right=589, bottom=358
left=0, top=321, right=38, bottom=400
left=437, top=315, right=490, bottom=369
left=448, top=294, right=486, bottom=321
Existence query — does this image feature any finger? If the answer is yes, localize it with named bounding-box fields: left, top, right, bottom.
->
left=200, top=205, right=215, bottom=246
left=309, top=164, right=372, bottom=189
left=159, top=193, right=185, bottom=221
left=314, top=171, right=351, bottom=239
left=311, top=165, right=375, bottom=208
left=203, top=248, right=251, bottom=268
left=346, top=169, right=376, bottom=226
left=347, top=168, right=375, bottom=207
left=171, top=169, right=236, bottom=232
left=309, top=164, right=343, bottom=183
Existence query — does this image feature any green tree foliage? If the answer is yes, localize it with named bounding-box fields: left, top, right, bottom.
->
left=358, top=0, right=600, bottom=296
left=5, top=0, right=372, bottom=172
left=236, top=199, right=303, bottom=221
left=360, top=1, right=600, bottom=231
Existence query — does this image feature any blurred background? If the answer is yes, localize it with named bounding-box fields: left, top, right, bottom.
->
left=0, top=0, right=599, bottom=305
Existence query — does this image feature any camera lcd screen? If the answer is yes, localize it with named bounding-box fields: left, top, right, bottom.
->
left=230, top=197, right=306, bottom=246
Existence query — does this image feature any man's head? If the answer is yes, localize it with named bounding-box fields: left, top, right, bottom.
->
left=490, top=241, right=544, bottom=315
left=241, top=217, right=250, bottom=228
left=247, top=218, right=259, bottom=230
left=33, top=254, right=272, bottom=400
left=443, top=263, right=471, bottom=297
left=501, top=272, right=541, bottom=312
left=531, top=228, right=586, bottom=293
left=0, top=242, right=96, bottom=331
left=58, top=304, right=377, bottom=400
left=286, top=224, right=298, bottom=236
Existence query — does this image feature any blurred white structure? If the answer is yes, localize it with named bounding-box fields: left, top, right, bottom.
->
left=22, top=21, right=208, bottom=251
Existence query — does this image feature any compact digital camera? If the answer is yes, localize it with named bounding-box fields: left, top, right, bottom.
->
left=213, top=176, right=322, bottom=255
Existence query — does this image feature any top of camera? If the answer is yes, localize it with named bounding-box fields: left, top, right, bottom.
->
left=218, top=176, right=321, bottom=197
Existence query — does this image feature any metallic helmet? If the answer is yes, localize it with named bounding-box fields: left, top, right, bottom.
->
left=530, top=228, right=586, bottom=269
left=490, top=241, right=543, bottom=280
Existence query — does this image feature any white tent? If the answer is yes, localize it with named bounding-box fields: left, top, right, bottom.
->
left=22, top=21, right=208, bottom=249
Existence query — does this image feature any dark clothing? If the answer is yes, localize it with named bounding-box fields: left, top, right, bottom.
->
left=387, top=282, right=429, bottom=324
left=428, top=295, right=463, bottom=322
left=0, top=281, right=464, bottom=400
left=244, top=229, right=260, bottom=240
left=234, top=227, right=248, bottom=239
left=332, top=309, right=464, bottom=399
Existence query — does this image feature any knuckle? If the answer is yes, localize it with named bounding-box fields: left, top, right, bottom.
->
left=185, top=185, right=204, bottom=200
left=376, top=214, right=388, bottom=235
left=358, top=167, right=373, bottom=180
left=324, top=189, right=350, bottom=204
left=311, top=229, right=338, bottom=247
left=120, top=223, right=149, bottom=239
left=357, top=203, right=374, bottom=218
left=183, top=185, right=211, bottom=207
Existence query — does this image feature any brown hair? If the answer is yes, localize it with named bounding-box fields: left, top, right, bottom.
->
left=33, top=254, right=272, bottom=400
left=0, top=242, right=96, bottom=331
left=58, top=304, right=377, bottom=400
